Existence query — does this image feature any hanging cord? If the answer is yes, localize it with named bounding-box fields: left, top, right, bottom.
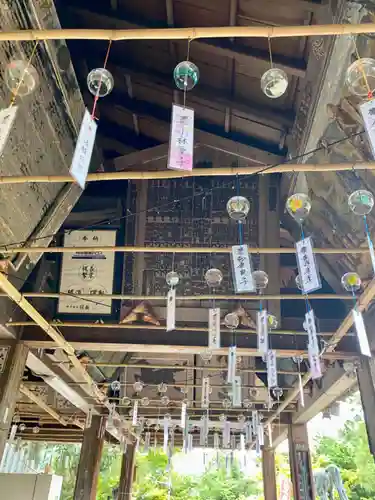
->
left=267, top=36, right=273, bottom=69
left=183, top=39, right=192, bottom=108
left=236, top=175, right=244, bottom=246
left=352, top=36, right=373, bottom=100
left=9, top=40, right=39, bottom=107
left=91, top=40, right=113, bottom=119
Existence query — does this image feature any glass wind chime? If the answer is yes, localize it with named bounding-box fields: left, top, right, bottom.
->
left=286, top=183, right=323, bottom=392
left=260, top=38, right=289, bottom=99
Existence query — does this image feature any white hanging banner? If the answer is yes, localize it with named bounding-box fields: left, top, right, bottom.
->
left=308, top=345, right=322, bottom=379
left=258, top=424, right=264, bottom=447
left=168, top=104, right=194, bottom=171
left=227, top=346, right=237, bottom=384
left=70, top=109, right=97, bottom=189
left=181, top=402, right=187, bottom=428
left=232, top=375, right=242, bottom=407
left=231, top=434, right=236, bottom=451
left=214, top=432, right=220, bottom=449
left=298, top=373, right=305, bottom=408
left=209, top=308, right=221, bottom=349
left=132, top=400, right=138, bottom=426
left=166, top=288, right=176, bottom=332
left=245, top=422, right=251, bottom=443
left=360, top=99, right=375, bottom=158
left=201, top=376, right=210, bottom=409
left=257, top=310, right=269, bottom=354
left=353, top=309, right=372, bottom=357
left=144, top=431, right=151, bottom=453
left=223, top=421, right=231, bottom=448
left=9, top=424, right=17, bottom=443
left=0, top=105, right=17, bottom=156
left=255, top=433, right=260, bottom=456
left=163, top=416, right=169, bottom=453
left=231, top=244, right=255, bottom=293
left=305, top=309, right=319, bottom=354
left=240, top=433, right=245, bottom=452
left=267, top=350, right=278, bottom=388
left=251, top=410, right=258, bottom=436
left=295, top=236, right=322, bottom=294
left=188, top=433, right=193, bottom=452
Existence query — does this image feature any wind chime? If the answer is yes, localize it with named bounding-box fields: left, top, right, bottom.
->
left=260, top=38, right=289, bottom=99
left=166, top=270, right=179, bottom=332
left=204, top=268, right=223, bottom=363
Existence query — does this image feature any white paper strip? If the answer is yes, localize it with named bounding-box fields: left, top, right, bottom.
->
left=240, top=433, right=245, bottom=452
left=353, top=309, right=371, bottom=357
left=257, top=310, right=269, bottom=354
left=258, top=424, right=264, bottom=447
left=296, top=236, right=322, bottom=294
left=298, top=373, right=305, bottom=408
left=188, top=433, right=193, bottom=452
left=214, top=432, right=220, bottom=449
left=180, top=402, right=187, bottom=429
left=231, top=244, right=255, bottom=293
left=255, top=433, right=260, bottom=456
left=267, top=423, right=273, bottom=447
left=168, top=104, right=194, bottom=171
left=85, top=406, right=93, bottom=429
left=231, top=434, right=236, bottom=451
left=227, top=346, right=237, bottom=384
left=0, top=105, right=17, bottom=156
left=308, top=345, right=322, bottom=379
left=9, top=424, right=17, bottom=443
left=251, top=410, right=258, bottom=436
left=163, top=416, right=169, bottom=453
left=132, top=400, right=138, bottom=426
left=70, top=109, right=97, bottom=189
left=305, top=309, right=319, bottom=354
left=223, top=421, right=230, bottom=448
left=201, top=376, right=210, bottom=409
left=144, top=431, right=151, bottom=453
left=232, top=375, right=242, bottom=407
left=209, top=308, right=221, bottom=349
left=245, top=422, right=251, bottom=443
left=120, top=436, right=127, bottom=454
left=360, top=99, right=375, bottom=158
left=166, top=288, right=176, bottom=332
left=366, top=231, right=375, bottom=277
left=267, top=350, right=278, bottom=388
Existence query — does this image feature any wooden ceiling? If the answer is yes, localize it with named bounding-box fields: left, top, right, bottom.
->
left=55, top=0, right=321, bottom=163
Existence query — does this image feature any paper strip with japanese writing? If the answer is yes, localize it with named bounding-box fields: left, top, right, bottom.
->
left=360, top=99, right=375, bottom=158
left=232, top=375, right=242, bottom=407
left=168, top=104, right=194, bottom=171
left=163, top=415, right=169, bottom=453
left=267, top=350, right=278, bottom=388
left=257, top=310, right=268, bottom=354
left=132, top=400, right=138, bottom=426
left=305, top=308, right=319, bottom=354
left=308, top=345, right=322, bottom=379
left=227, top=346, right=237, bottom=384
left=209, top=308, right=221, bottom=349
left=201, top=376, right=210, bottom=409
left=296, top=236, right=321, bottom=294
left=166, top=288, right=176, bottom=332
left=353, top=309, right=371, bottom=357
left=181, top=401, right=187, bottom=428
left=231, top=244, right=255, bottom=293
left=0, top=105, right=17, bottom=156
left=70, top=109, right=97, bottom=189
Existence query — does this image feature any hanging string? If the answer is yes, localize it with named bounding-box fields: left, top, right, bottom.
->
left=183, top=39, right=192, bottom=109
left=236, top=175, right=244, bottom=246
left=352, top=36, right=373, bottom=100
left=267, top=37, right=273, bottom=69
left=91, top=40, right=113, bottom=119
left=9, top=40, right=39, bottom=107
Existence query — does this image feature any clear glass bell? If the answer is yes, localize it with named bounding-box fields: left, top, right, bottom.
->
left=243, top=398, right=252, bottom=409
left=19, top=423, right=26, bottom=432
left=267, top=314, right=278, bottom=330
left=182, top=398, right=190, bottom=407
left=226, top=196, right=250, bottom=221
left=158, top=382, right=168, bottom=394
left=219, top=413, right=227, bottom=422
left=272, top=387, right=283, bottom=399
left=87, top=68, right=114, bottom=97
left=13, top=414, right=20, bottom=424
left=222, top=398, right=231, bottom=409
left=133, top=381, right=144, bottom=393
left=4, top=60, right=39, bottom=96
left=252, top=270, right=269, bottom=290
left=224, top=312, right=239, bottom=329
left=32, top=426, right=40, bottom=434
left=286, top=193, right=311, bottom=223
left=121, top=397, right=132, bottom=407
left=173, top=61, right=199, bottom=91
left=205, top=268, right=223, bottom=287
left=237, top=414, right=246, bottom=424
left=161, top=395, right=170, bottom=406
left=166, top=271, right=179, bottom=287
left=200, top=349, right=213, bottom=364
left=346, top=58, right=375, bottom=97
left=261, top=68, right=288, bottom=99
left=292, top=355, right=304, bottom=365
left=348, top=189, right=374, bottom=216
left=141, top=397, right=150, bottom=407
left=111, top=380, right=121, bottom=392
left=295, top=274, right=302, bottom=290
left=249, top=388, right=259, bottom=398
left=341, top=272, right=362, bottom=292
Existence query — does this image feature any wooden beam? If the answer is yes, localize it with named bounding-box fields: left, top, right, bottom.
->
left=74, top=415, right=105, bottom=500
left=113, top=144, right=169, bottom=170
left=68, top=6, right=306, bottom=77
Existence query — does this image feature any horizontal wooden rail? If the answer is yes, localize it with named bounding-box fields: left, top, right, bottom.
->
left=0, top=162, right=374, bottom=183
left=1, top=24, right=375, bottom=42
left=1, top=245, right=369, bottom=255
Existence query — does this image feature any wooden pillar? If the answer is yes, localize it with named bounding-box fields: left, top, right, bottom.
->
left=357, top=357, right=375, bottom=457
left=262, top=441, right=277, bottom=500
left=118, top=443, right=136, bottom=499
left=288, top=422, right=315, bottom=500
left=74, top=415, right=105, bottom=500
left=0, top=342, right=28, bottom=461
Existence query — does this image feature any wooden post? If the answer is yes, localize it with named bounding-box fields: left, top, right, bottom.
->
left=357, top=357, right=375, bottom=457
left=288, top=422, right=315, bottom=500
left=74, top=415, right=105, bottom=500
left=0, top=342, right=28, bottom=461
left=117, top=443, right=136, bottom=498
left=262, top=439, right=277, bottom=500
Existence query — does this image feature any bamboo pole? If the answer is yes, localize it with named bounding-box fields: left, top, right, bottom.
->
left=1, top=24, right=375, bottom=42
left=265, top=276, right=375, bottom=429
left=0, top=162, right=375, bottom=184
left=1, top=244, right=369, bottom=255
left=11, top=320, right=348, bottom=337
left=4, top=292, right=356, bottom=302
